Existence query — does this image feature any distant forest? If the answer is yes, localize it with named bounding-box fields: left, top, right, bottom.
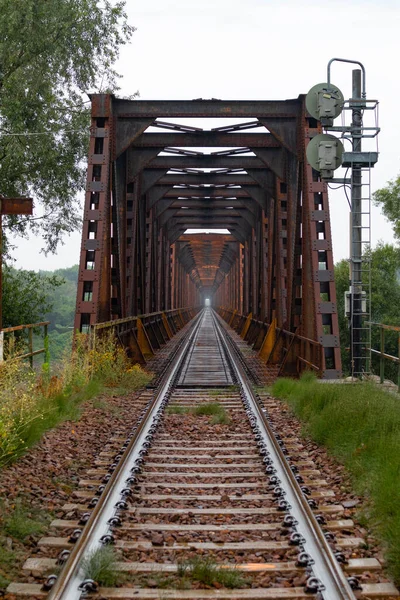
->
left=41, top=265, right=78, bottom=359
left=3, top=264, right=78, bottom=361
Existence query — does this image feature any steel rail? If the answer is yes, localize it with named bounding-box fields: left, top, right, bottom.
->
left=211, top=309, right=356, bottom=600
left=47, top=310, right=205, bottom=600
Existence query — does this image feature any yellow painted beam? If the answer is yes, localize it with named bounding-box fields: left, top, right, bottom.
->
left=240, top=312, right=253, bottom=339
left=137, top=318, right=154, bottom=358
left=162, top=312, right=173, bottom=339
left=258, top=319, right=276, bottom=362
left=228, top=309, right=237, bottom=327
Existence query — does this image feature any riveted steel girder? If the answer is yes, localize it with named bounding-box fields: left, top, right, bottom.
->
left=147, top=156, right=266, bottom=169
left=155, top=174, right=259, bottom=186
left=112, top=98, right=300, bottom=118
left=133, top=132, right=279, bottom=148
left=75, top=94, right=342, bottom=378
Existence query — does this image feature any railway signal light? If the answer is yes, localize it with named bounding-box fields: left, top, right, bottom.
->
left=306, top=133, right=344, bottom=179
left=305, top=82, right=344, bottom=126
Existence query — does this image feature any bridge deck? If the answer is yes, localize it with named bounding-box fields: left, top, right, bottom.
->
left=177, top=309, right=233, bottom=387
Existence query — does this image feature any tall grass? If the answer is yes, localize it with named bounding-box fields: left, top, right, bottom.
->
left=193, top=402, right=230, bottom=424
left=167, top=402, right=230, bottom=424
left=0, top=332, right=152, bottom=466
left=177, top=557, right=247, bottom=588
left=82, top=547, right=122, bottom=586
left=272, top=374, right=400, bottom=584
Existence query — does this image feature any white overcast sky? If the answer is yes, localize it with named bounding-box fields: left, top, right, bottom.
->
left=11, top=0, right=400, bottom=271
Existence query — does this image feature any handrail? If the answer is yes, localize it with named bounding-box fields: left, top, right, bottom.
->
left=217, top=307, right=323, bottom=377
left=91, top=308, right=197, bottom=332
left=90, top=307, right=201, bottom=364
left=2, top=321, right=50, bottom=333
left=368, top=322, right=400, bottom=392
left=0, top=321, right=50, bottom=367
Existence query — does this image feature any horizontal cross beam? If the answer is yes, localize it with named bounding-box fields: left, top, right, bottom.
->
left=134, top=133, right=279, bottom=148
left=155, top=174, right=258, bottom=186
left=148, top=156, right=267, bottom=169
left=169, top=199, right=255, bottom=209
left=164, top=188, right=252, bottom=198
left=111, top=97, right=301, bottom=118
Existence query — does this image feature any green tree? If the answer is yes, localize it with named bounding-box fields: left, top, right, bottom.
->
left=2, top=266, right=64, bottom=328
left=0, top=0, right=134, bottom=252
left=41, top=265, right=78, bottom=329
left=373, top=175, right=400, bottom=240
left=335, top=243, right=400, bottom=376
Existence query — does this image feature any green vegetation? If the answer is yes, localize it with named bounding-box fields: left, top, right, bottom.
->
left=2, top=266, right=64, bottom=330
left=0, top=0, right=134, bottom=253
left=192, top=402, right=224, bottom=416
left=2, top=502, right=48, bottom=540
left=0, top=500, right=52, bottom=588
left=335, top=243, right=400, bottom=376
left=209, top=385, right=239, bottom=395
left=193, top=402, right=230, bottom=424
left=0, top=332, right=152, bottom=466
left=2, top=264, right=78, bottom=362
left=44, top=265, right=79, bottom=359
left=167, top=402, right=230, bottom=425
left=272, top=374, right=400, bottom=584
left=373, top=174, right=400, bottom=241
left=81, top=547, right=121, bottom=586
left=0, top=545, right=17, bottom=589
left=177, top=557, right=247, bottom=588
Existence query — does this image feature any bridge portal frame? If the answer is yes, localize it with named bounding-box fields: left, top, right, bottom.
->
left=74, top=94, right=341, bottom=378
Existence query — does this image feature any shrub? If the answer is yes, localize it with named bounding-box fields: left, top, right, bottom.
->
left=0, top=332, right=152, bottom=466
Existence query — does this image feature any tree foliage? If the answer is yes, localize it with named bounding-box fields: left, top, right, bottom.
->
left=335, top=243, right=400, bottom=375
left=42, top=265, right=79, bottom=330
left=2, top=264, right=78, bottom=359
left=2, top=266, right=64, bottom=328
left=0, top=0, right=134, bottom=252
left=373, top=175, right=400, bottom=240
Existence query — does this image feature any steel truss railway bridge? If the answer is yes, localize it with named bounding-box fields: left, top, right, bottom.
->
left=74, top=94, right=341, bottom=379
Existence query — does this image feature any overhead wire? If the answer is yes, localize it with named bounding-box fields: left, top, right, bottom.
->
left=0, top=99, right=92, bottom=137
left=3, top=209, right=57, bottom=227
left=0, top=129, right=84, bottom=137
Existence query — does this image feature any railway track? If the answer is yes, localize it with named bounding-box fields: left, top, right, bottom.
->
left=8, top=309, right=398, bottom=599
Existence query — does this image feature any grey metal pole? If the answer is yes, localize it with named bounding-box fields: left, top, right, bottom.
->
left=350, top=69, right=363, bottom=376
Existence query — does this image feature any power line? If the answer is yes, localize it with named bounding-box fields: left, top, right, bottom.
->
left=0, top=129, right=85, bottom=137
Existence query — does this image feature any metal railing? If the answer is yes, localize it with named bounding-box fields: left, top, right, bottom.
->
left=217, top=308, right=324, bottom=377
left=369, top=322, right=400, bottom=392
left=0, top=322, right=50, bottom=367
left=91, top=308, right=200, bottom=364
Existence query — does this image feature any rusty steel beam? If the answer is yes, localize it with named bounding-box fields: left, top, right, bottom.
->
left=133, top=132, right=279, bottom=148
left=75, top=97, right=114, bottom=333
left=111, top=97, right=301, bottom=118
left=155, top=174, right=259, bottom=185
left=147, top=156, right=267, bottom=169
left=166, top=199, right=258, bottom=213
left=165, top=215, right=251, bottom=227
left=116, top=118, right=154, bottom=157
left=163, top=188, right=254, bottom=198
left=171, top=209, right=256, bottom=225
left=155, top=200, right=258, bottom=220
left=75, top=93, right=342, bottom=378
left=300, top=106, right=341, bottom=378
